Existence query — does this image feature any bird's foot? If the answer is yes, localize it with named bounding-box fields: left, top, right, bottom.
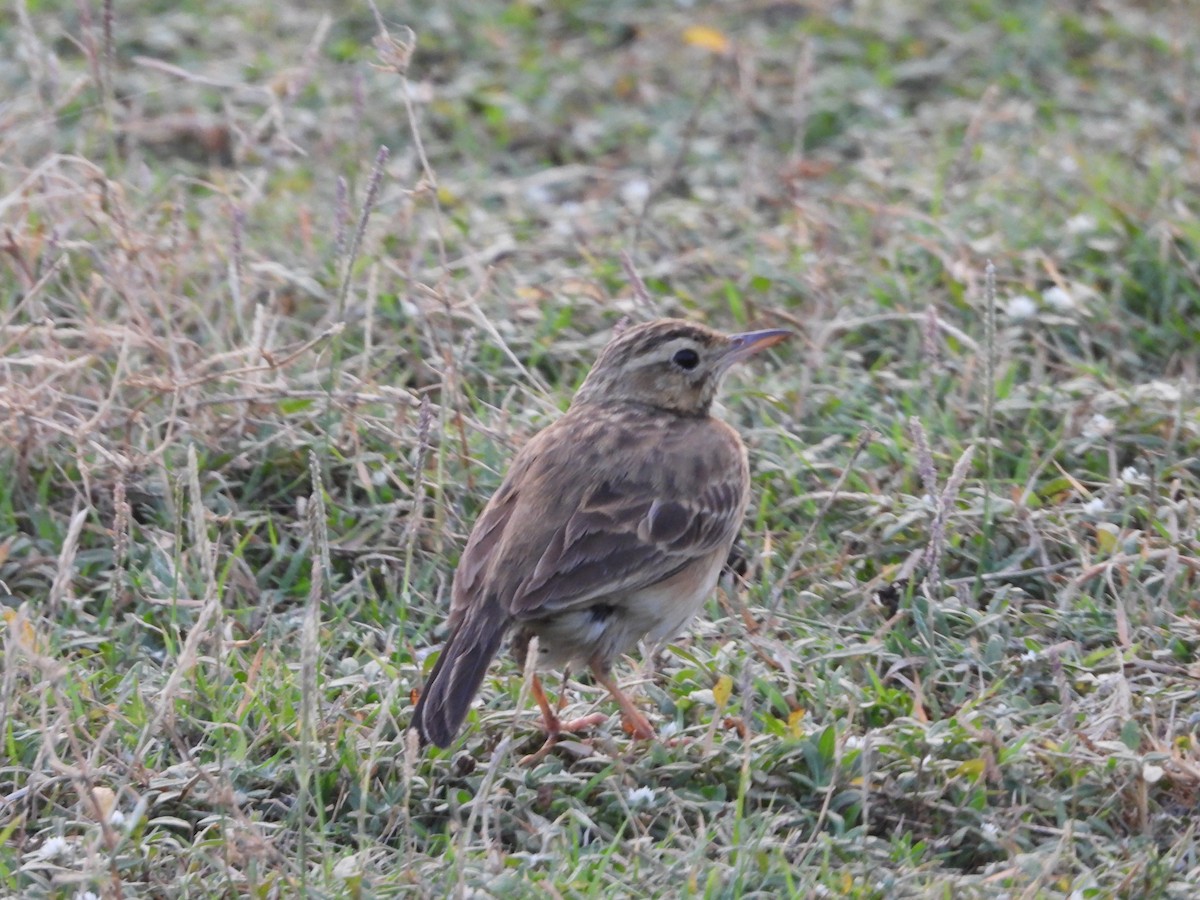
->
left=518, top=713, right=610, bottom=766
left=556, top=712, right=610, bottom=735
left=589, top=665, right=656, bottom=741
left=619, top=708, right=656, bottom=741
left=518, top=741, right=557, bottom=767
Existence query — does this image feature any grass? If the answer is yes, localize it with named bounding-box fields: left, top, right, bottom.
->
left=2, top=0, right=1199, bottom=896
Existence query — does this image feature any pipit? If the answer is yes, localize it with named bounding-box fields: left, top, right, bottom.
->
left=412, top=318, right=790, bottom=751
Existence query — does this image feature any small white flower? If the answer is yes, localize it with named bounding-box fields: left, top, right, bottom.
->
left=1021, top=650, right=1038, bottom=662
left=108, top=808, right=126, bottom=826
left=333, top=852, right=367, bottom=879
left=659, top=721, right=680, bottom=738
left=1142, top=763, right=1164, bottom=784
left=1134, top=381, right=1181, bottom=404
left=981, top=821, right=999, bottom=840
left=551, top=202, right=584, bottom=236
left=620, top=179, right=651, bottom=209
left=1082, top=413, right=1114, bottom=439
left=1065, top=214, right=1097, bottom=235
left=39, top=836, right=71, bottom=859
left=843, top=735, right=864, bottom=750
left=1005, top=295, right=1038, bottom=320
left=75, top=893, right=100, bottom=900
left=627, top=786, right=657, bottom=809
left=1042, top=285, right=1074, bottom=311
left=1082, top=497, right=1105, bottom=515
left=523, top=184, right=554, bottom=206
left=1121, top=466, right=1148, bottom=486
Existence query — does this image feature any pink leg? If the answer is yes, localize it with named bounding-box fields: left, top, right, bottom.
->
left=519, top=673, right=608, bottom=766
left=590, top=665, right=655, bottom=740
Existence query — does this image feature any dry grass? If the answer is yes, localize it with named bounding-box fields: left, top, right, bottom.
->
left=2, top=0, right=1200, bottom=897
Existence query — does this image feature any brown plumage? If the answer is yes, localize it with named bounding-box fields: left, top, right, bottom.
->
left=412, top=318, right=790, bottom=749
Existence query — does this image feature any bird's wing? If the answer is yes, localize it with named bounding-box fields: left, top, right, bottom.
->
left=489, top=413, right=749, bottom=618
left=446, top=474, right=520, bottom=630
left=509, top=467, right=747, bottom=617
left=413, top=456, right=527, bottom=748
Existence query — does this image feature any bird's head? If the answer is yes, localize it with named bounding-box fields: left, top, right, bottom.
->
left=572, top=318, right=791, bottom=416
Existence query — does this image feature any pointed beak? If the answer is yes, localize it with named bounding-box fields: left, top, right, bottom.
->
left=720, top=327, right=791, bottom=369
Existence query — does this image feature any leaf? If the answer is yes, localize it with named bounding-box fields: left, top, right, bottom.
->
left=3, top=607, right=40, bottom=652
left=713, top=674, right=733, bottom=710
left=683, top=25, right=730, bottom=55
left=279, top=398, right=314, bottom=414
left=955, top=758, right=987, bottom=781
left=1120, top=719, right=1141, bottom=751
left=723, top=281, right=746, bottom=324
left=788, top=708, right=806, bottom=738
left=817, top=724, right=837, bottom=762
left=1095, top=522, right=1119, bottom=554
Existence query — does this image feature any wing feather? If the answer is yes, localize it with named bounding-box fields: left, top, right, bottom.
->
left=416, top=406, right=749, bottom=746
left=508, top=420, right=749, bottom=617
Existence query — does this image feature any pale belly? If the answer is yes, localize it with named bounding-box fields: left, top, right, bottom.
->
left=519, top=546, right=728, bottom=669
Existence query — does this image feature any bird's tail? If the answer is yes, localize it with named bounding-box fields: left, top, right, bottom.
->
left=412, top=603, right=509, bottom=748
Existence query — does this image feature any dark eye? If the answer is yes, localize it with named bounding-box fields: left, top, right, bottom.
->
left=672, top=348, right=700, bottom=370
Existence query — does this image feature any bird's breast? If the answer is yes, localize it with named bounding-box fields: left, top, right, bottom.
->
left=520, top=544, right=728, bottom=669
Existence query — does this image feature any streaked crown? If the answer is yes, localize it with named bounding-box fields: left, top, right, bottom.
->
left=572, top=318, right=789, bottom=416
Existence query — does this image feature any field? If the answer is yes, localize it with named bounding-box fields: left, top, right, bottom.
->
left=2, top=0, right=1199, bottom=896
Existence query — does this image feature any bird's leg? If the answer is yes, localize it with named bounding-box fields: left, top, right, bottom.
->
left=556, top=665, right=611, bottom=735
left=530, top=671, right=609, bottom=736
left=529, top=672, right=562, bottom=735
left=519, top=672, right=608, bottom=766
left=519, top=673, right=562, bottom=767
left=555, top=664, right=572, bottom=717
left=590, top=662, right=655, bottom=740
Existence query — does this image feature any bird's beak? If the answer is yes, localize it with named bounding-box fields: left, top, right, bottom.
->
left=720, top=327, right=791, bottom=369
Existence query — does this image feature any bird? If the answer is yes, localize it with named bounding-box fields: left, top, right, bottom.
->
left=411, top=317, right=790, bottom=751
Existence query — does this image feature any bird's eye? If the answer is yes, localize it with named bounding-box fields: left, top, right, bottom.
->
left=672, top=348, right=700, bottom=370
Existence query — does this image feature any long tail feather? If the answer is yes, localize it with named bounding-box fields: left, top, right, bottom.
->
left=412, top=604, right=509, bottom=748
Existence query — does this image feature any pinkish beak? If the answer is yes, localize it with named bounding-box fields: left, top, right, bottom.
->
left=720, top=327, right=791, bottom=369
